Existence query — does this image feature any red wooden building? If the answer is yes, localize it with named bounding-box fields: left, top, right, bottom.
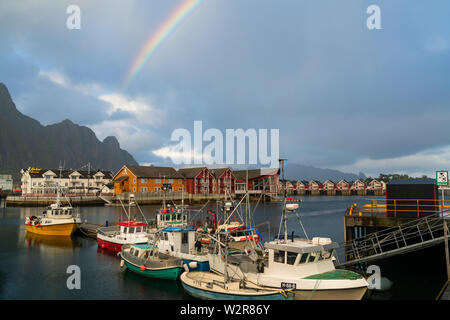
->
left=210, top=168, right=236, bottom=194
left=178, top=167, right=214, bottom=194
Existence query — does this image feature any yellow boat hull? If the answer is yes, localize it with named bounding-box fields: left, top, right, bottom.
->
left=25, top=223, right=80, bottom=236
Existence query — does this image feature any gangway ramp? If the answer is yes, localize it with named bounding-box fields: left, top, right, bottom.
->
left=337, top=214, right=449, bottom=267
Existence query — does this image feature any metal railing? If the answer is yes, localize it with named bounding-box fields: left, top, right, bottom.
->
left=337, top=214, right=449, bottom=266
left=346, top=198, right=450, bottom=218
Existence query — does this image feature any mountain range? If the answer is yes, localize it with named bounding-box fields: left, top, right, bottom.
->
left=284, top=163, right=366, bottom=182
left=0, top=82, right=365, bottom=184
left=0, top=83, right=138, bottom=179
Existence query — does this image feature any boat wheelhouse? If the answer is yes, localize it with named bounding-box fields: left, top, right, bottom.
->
left=97, top=220, right=149, bottom=253
left=156, top=206, right=188, bottom=229
left=158, top=227, right=209, bottom=271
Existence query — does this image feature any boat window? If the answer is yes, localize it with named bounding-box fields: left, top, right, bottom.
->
left=273, top=250, right=285, bottom=263
left=299, top=253, right=309, bottom=264
left=176, top=213, right=181, bottom=220
left=129, top=227, right=135, bottom=234
left=130, top=248, right=134, bottom=255
left=182, top=232, right=188, bottom=244
left=123, top=227, right=128, bottom=234
left=286, top=252, right=298, bottom=265
left=308, top=253, right=318, bottom=263
left=164, top=233, right=168, bottom=241
left=136, top=227, right=142, bottom=233
left=134, top=249, right=139, bottom=256
left=144, top=251, right=149, bottom=259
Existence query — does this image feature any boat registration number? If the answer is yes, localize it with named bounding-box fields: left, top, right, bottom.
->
left=281, top=282, right=296, bottom=290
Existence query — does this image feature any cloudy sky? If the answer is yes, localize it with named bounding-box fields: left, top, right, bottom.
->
left=1, top=0, right=450, bottom=177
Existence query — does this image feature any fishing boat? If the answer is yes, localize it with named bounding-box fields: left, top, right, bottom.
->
left=199, top=201, right=261, bottom=250
left=25, top=189, right=81, bottom=236
left=97, top=194, right=150, bottom=252
left=208, top=236, right=368, bottom=300
left=158, top=227, right=210, bottom=271
left=97, top=220, right=150, bottom=253
left=120, top=244, right=183, bottom=280
left=207, top=160, right=369, bottom=300
left=180, top=270, right=294, bottom=300
left=181, top=227, right=294, bottom=300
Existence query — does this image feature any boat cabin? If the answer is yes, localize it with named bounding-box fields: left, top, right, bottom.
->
left=158, top=228, right=199, bottom=255
left=263, top=237, right=339, bottom=278
left=128, top=244, right=156, bottom=259
left=44, top=204, right=73, bottom=218
left=119, top=221, right=148, bottom=235
left=156, top=208, right=188, bottom=228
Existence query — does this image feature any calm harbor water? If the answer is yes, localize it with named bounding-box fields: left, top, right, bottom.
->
left=0, top=196, right=441, bottom=300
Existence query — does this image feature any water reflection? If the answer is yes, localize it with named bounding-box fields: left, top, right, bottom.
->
left=25, top=232, right=82, bottom=249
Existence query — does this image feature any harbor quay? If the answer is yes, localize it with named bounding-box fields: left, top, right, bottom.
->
left=5, top=165, right=387, bottom=206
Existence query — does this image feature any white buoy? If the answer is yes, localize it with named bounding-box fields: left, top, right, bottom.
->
left=188, top=261, right=198, bottom=269
left=183, top=264, right=190, bottom=272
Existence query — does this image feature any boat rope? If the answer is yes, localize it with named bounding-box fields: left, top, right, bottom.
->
left=435, top=280, right=449, bottom=300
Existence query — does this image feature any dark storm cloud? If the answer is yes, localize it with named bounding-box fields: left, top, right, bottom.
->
left=1, top=0, right=449, bottom=175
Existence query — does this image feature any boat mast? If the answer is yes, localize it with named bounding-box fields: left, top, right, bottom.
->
left=279, top=158, right=288, bottom=243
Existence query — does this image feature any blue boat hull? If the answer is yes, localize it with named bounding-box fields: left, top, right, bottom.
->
left=183, top=259, right=210, bottom=272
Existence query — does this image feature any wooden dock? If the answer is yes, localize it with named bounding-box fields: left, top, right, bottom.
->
left=78, top=222, right=104, bottom=239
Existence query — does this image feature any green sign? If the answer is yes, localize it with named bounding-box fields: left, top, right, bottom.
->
left=436, top=170, right=449, bottom=187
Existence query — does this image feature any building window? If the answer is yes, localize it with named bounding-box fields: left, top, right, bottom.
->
left=133, top=179, right=136, bottom=184
left=141, top=178, right=148, bottom=183
left=155, top=179, right=161, bottom=183
left=168, top=179, right=173, bottom=183
left=133, top=187, right=136, bottom=192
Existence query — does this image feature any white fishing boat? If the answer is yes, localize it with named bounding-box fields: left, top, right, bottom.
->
left=180, top=270, right=293, bottom=300
left=208, top=236, right=368, bottom=300
left=181, top=233, right=294, bottom=300
left=97, top=194, right=151, bottom=253
left=207, top=160, right=369, bottom=300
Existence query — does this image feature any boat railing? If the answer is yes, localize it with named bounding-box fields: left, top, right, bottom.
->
left=97, top=225, right=120, bottom=236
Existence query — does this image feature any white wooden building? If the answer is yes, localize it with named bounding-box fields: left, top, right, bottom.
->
left=20, top=167, right=113, bottom=195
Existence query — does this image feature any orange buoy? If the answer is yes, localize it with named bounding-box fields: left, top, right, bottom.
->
left=140, top=265, right=146, bottom=271
left=101, top=244, right=105, bottom=248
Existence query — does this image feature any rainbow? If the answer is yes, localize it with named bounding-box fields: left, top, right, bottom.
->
left=122, top=0, right=204, bottom=89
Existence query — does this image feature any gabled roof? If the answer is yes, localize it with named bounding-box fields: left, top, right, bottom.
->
left=210, top=168, right=234, bottom=179
left=126, top=165, right=183, bottom=179
left=25, top=168, right=112, bottom=179
left=177, top=167, right=209, bottom=179
left=233, top=168, right=279, bottom=181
